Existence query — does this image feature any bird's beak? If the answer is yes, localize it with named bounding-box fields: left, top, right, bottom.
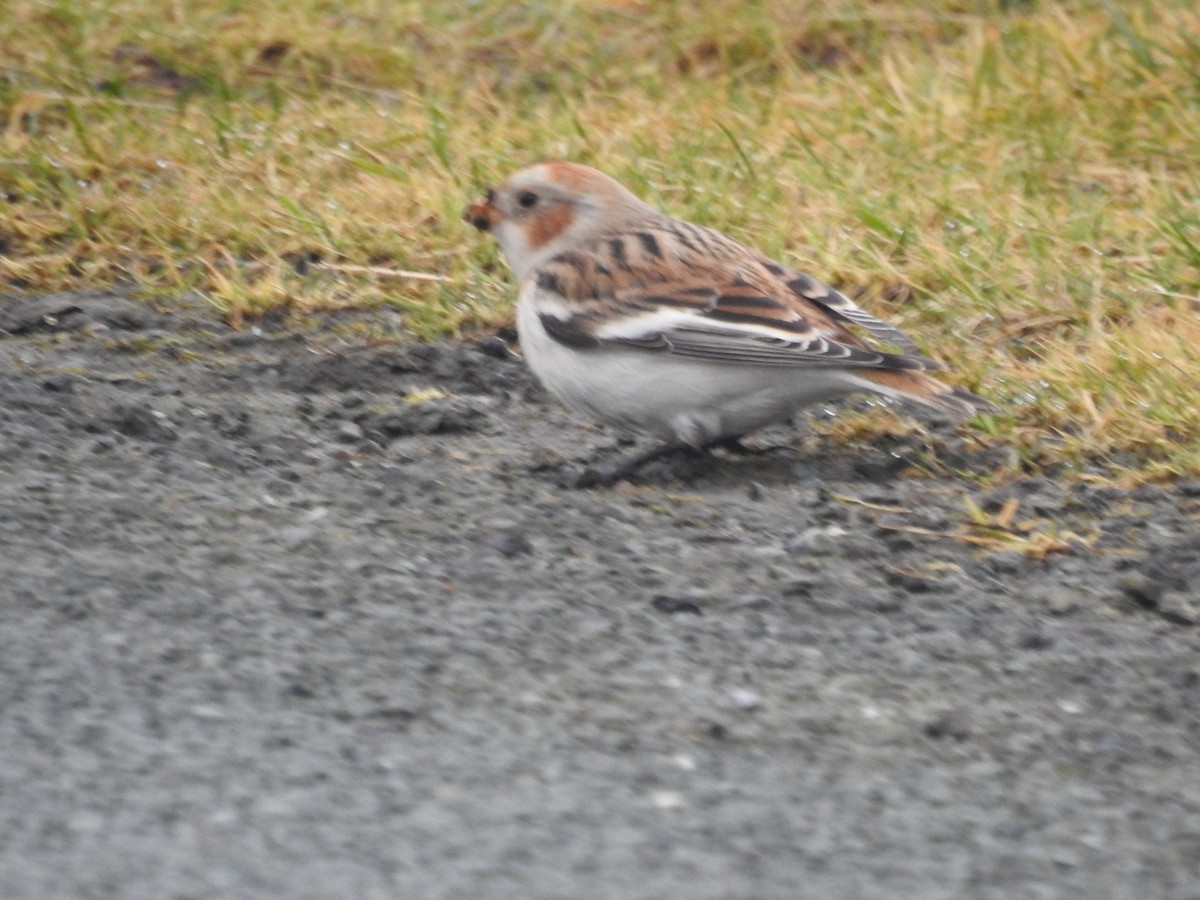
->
left=464, top=187, right=500, bottom=232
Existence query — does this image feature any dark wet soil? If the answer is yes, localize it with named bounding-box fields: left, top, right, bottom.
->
left=2, top=289, right=1198, bottom=899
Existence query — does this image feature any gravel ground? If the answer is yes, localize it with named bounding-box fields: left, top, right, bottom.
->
left=1, top=289, right=1198, bottom=900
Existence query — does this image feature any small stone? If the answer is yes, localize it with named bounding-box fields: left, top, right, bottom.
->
left=1018, top=630, right=1054, bottom=651
left=779, top=576, right=818, bottom=599
left=670, top=753, right=697, bottom=771
left=111, top=405, right=177, bottom=443
left=923, top=708, right=972, bottom=742
left=280, top=525, right=318, bottom=547
left=650, top=791, right=687, bottom=810
left=1158, top=592, right=1200, bottom=626
left=652, top=595, right=703, bottom=615
left=987, top=551, right=1028, bottom=576
left=473, top=335, right=512, bottom=359
left=728, top=689, right=763, bottom=711
left=732, top=593, right=773, bottom=609
left=853, top=453, right=911, bottom=481
left=495, top=533, right=533, bottom=558
left=1119, top=572, right=1165, bottom=608
left=41, top=374, right=75, bottom=393
left=1045, top=590, right=1079, bottom=616
left=786, top=525, right=848, bottom=555
left=884, top=568, right=942, bottom=593
left=335, top=421, right=364, bottom=443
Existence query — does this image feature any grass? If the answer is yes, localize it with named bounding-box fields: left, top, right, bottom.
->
left=1, top=0, right=1198, bottom=480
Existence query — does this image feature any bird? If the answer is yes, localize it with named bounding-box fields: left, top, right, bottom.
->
left=464, top=161, right=994, bottom=484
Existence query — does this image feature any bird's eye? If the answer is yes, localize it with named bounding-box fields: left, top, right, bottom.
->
left=518, top=191, right=539, bottom=209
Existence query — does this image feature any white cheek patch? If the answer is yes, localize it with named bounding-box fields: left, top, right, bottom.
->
left=494, top=221, right=535, bottom=282
left=496, top=219, right=587, bottom=285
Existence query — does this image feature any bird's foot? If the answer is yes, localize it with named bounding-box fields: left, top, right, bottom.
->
left=560, top=443, right=706, bottom=489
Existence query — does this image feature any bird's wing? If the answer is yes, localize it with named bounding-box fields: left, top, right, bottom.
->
left=754, top=259, right=923, bottom=353
left=528, top=226, right=938, bottom=372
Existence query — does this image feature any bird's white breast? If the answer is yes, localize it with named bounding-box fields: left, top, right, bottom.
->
left=516, top=283, right=864, bottom=446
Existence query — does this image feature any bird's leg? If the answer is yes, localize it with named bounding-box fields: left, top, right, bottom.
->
left=571, top=442, right=701, bottom=488
left=566, top=432, right=782, bottom=488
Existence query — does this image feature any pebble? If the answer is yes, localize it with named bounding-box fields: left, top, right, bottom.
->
left=494, top=533, right=533, bottom=558
left=335, top=421, right=364, bottom=443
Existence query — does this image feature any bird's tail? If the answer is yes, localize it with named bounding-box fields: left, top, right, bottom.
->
left=857, top=369, right=996, bottom=419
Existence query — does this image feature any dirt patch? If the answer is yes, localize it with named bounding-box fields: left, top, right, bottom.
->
left=2, top=290, right=1198, bottom=898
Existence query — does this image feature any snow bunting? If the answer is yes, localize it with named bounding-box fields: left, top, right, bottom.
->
left=465, top=161, right=993, bottom=481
